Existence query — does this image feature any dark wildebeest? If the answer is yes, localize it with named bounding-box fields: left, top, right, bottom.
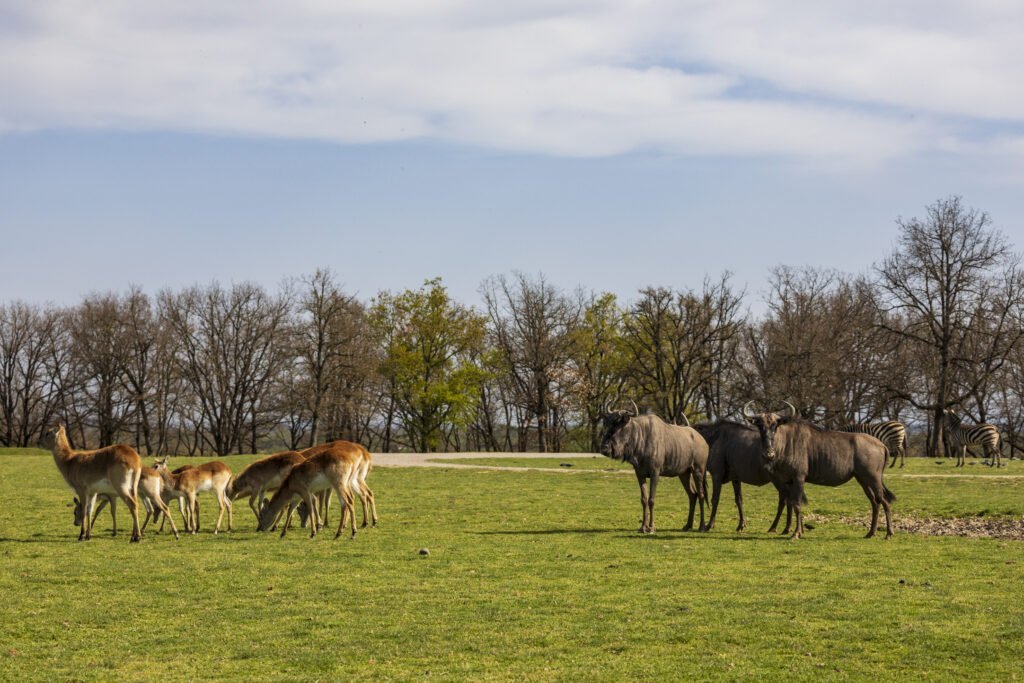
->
left=693, top=419, right=792, bottom=533
left=599, top=403, right=709, bottom=534
left=741, top=401, right=895, bottom=540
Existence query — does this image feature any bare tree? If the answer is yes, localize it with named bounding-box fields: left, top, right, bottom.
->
left=875, top=196, right=1023, bottom=456
left=160, top=282, right=291, bottom=456
left=0, top=302, right=63, bottom=446
left=69, top=293, right=135, bottom=446
left=622, top=276, right=743, bottom=424
left=481, top=273, right=581, bottom=452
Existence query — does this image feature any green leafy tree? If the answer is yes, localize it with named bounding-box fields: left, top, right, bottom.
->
left=569, top=292, right=628, bottom=451
left=371, top=279, right=486, bottom=452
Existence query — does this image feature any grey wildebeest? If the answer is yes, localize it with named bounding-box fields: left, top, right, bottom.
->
left=693, top=419, right=791, bottom=533
left=741, top=401, right=895, bottom=540
left=599, top=403, right=709, bottom=534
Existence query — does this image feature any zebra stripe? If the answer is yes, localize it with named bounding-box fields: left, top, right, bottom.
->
left=944, top=413, right=1001, bottom=466
left=837, top=421, right=906, bottom=454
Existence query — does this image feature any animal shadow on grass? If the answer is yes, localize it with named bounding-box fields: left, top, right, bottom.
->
left=0, top=534, right=80, bottom=544
left=474, top=528, right=622, bottom=536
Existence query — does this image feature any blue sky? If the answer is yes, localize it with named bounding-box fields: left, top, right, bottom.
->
left=1, top=2, right=1022, bottom=309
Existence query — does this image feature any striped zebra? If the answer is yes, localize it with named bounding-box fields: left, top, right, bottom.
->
left=836, top=421, right=907, bottom=468
left=943, top=411, right=1003, bottom=468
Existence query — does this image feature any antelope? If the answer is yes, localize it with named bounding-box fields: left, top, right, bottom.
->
left=227, top=450, right=305, bottom=526
left=74, top=466, right=180, bottom=539
left=257, top=446, right=359, bottom=539
left=153, top=458, right=233, bottom=533
left=50, top=424, right=143, bottom=542
left=297, top=440, right=378, bottom=530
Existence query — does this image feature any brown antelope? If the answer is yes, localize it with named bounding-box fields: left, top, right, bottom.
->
left=51, top=424, right=143, bottom=542
left=153, top=458, right=233, bottom=534
left=227, top=450, right=306, bottom=525
left=297, top=440, right=378, bottom=530
left=257, top=446, right=358, bottom=539
left=156, top=464, right=195, bottom=532
left=74, top=466, right=180, bottom=539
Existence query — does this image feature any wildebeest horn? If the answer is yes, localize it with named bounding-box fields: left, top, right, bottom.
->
left=741, top=400, right=758, bottom=419
left=630, top=400, right=639, bottom=416
left=781, top=401, right=796, bottom=418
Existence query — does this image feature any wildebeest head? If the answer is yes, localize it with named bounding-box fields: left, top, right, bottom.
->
left=599, top=400, right=640, bottom=462
left=741, top=400, right=797, bottom=461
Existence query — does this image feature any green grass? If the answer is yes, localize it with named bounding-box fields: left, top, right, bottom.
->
left=2, top=453, right=1023, bottom=681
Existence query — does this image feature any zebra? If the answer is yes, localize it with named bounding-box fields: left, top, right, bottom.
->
left=943, top=411, right=1003, bottom=468
left=836, top=421, right=907, bottom=468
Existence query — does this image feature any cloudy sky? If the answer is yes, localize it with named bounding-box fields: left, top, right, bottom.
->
left=1, top=1, right=1022, bottom=307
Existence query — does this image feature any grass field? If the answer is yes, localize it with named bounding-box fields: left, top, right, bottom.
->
left=2, top=450, right=1023, bottom=681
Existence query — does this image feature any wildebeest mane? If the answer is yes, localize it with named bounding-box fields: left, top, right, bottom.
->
left=611, top=414, right=671, bottom=464
left=693, top=419, right=757, bottom=446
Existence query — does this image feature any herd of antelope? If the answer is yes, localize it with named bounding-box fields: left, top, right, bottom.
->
left=51, top=425, right=378, bottom=543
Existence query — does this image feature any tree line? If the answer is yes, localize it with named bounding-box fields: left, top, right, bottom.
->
left=3, top=197, right=1022, bottom=457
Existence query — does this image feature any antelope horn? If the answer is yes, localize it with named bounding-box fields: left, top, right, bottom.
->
left=742, top=400, right=758, bottom=420
left=679, top=412, right=690, bottom=427
left=630, top=400, right=640, bottom=416
left=781, top=401, right=797, bottom=418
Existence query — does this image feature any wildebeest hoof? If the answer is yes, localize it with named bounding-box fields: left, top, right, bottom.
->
left=864, top=531, right=875, bottom=538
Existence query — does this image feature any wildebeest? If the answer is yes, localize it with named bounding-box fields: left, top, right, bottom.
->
left=741, top=401, right=895, bottom=540
left=599, top=403, right=709, bottom=534
left=693, top=419, right=791, bottom=533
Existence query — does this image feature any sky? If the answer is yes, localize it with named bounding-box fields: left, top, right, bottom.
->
left=1, top=1, right=1023, bottom=310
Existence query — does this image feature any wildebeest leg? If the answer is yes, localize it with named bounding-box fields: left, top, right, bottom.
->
left=860, top=480, right=880, bottom=538
left=694, top=469, right=707, bottom=531
left=647, top=472, right=659, bottom=534
left=681, top=475, right=697, bottom=531
left=707, top=476, right=723, bottom=531
left=732, top=480, right=746, bottom=532
left=635, top=470, right=649, bottom=533
left=789, top=484, right=805, bottom=540
left=767, top=488, right=785, bottom=533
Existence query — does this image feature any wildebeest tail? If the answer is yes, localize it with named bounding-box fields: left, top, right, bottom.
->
left=882, top=485, right=896, bottom=503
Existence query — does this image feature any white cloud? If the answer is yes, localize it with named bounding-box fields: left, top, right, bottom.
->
left=0, top=1, right=1019, bottom=164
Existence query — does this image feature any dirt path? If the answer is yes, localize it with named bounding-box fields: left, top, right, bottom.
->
left=373, top=451, right=615, bottom=473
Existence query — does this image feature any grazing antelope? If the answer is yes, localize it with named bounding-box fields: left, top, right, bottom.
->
left=257, top=446, right=359, bottom=539
left=51, top=424, right=143, bottom=542
left=153, top=458, right=233, bottom=533
left=74, top=466, right=180, bottom=539
left=227, top=450, right=306, bottom=526
left=944, top=410, right=1003, bottom=467
left=297, top=441, right=378, bottom=530
left=157, top=464, right=195, bottom=532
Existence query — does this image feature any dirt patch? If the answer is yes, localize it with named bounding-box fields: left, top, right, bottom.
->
left=838, top=514, right=1024, bottom=540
